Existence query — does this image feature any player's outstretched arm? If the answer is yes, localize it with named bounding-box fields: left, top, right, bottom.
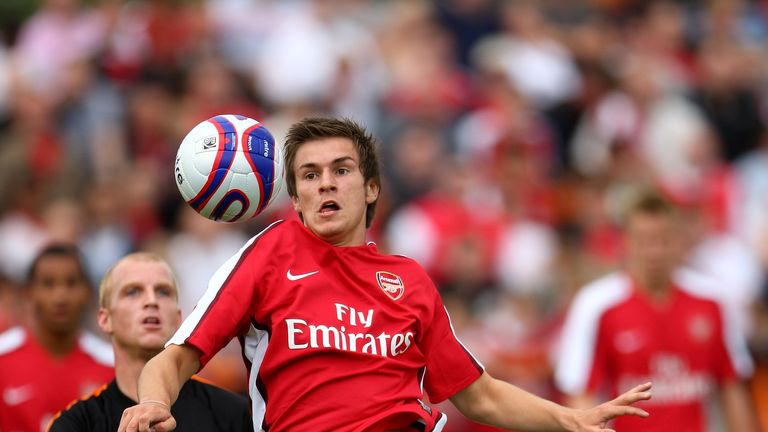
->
left=118, top=344, right=201, bottom=432
left=449, top=372, right=651, bottom=432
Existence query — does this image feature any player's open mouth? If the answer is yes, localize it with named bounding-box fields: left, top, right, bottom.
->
left=319, top=201, right=340, bottom=215
left=142, top=317, right=161, bottom=327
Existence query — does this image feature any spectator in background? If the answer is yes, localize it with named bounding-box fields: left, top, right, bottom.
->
left=12, top=0, right=107, bottom=101
left=0, top=272, right=21, bottom=334
left=749, top=281, right=768, bottom=431
left=690, top=37, right=765, bottom=163
left=0, top=243, right=113, bottom=432
left=471, top=0, right=581, bottom=109
left=47, top=252, right=252, bottom=431
left=556, top=190, right=758, bottom=432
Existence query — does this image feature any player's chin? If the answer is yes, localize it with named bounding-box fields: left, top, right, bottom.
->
left=138, top=340, right=167, bottom=353
left=139, top=334, right=172, bottom=349
left=309, top=217, right=340, bottom=233
left=314, top=224, right=347, bottom=242
left=48, top=316, right=81, bottom=333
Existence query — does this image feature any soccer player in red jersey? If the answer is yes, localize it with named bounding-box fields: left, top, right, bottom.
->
left=119, top=117, right=652, bottom=432
left=0, top=243, right=114, bottom=432
left=555, top=191, right=759, bottom=432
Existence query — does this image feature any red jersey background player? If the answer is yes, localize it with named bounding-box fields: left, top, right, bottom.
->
left=119, top=117, right=652, bottom=432
left=0, top=243, right=114, bottom=431
left=555, top=190, right=759, bottom=431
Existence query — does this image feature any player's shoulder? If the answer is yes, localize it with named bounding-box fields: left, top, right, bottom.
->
left=385, top=251, right=423, bottom=268
left=78, top=331, right=114, bottom=367
left=570, top=272, right=633, bottom=317
left=575, top=272, right=632, bottom=304
left=381, top=252, right=434, bottom=284
left=242, top=219, right=305, bottom=253
left=47, top=382, right=111, bottom=431
left=0, top=326, right=27, bottom=357
left=673, top=267, right=726, bottom=307
left=227, top=219, right=289, bottom=264
left=249, top=219, right=290, bottom=243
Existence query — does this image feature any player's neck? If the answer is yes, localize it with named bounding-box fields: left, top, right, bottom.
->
left=307, top=223, right=367, bottom=247
left=113, top=347, right=160, bottom=402
left=632, top=272, right=672, bottom=300
left=32, top=322, right=78, bottom=357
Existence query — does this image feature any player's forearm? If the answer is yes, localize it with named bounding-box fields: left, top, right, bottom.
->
left=474, top=382, right=574, bottom=430
left=451, top=373, right=575, bottom=431
left=137, top=344, right=200, bottom=407
left=721, top=380, right=760, bottom=432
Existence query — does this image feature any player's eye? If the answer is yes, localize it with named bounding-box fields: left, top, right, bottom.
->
left=337, top=167, right=350, bottom=175
left=156, top=287, right=173, bottom=297
left=304, top=172, right=318, bottom=180
left=124, top=286, right=141, bottom=296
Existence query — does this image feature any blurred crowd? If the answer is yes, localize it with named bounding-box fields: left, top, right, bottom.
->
left=0, top=0, right=767, bottom=430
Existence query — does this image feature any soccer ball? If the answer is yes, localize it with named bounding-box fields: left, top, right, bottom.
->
left=174, top=114, right=283, bottom=222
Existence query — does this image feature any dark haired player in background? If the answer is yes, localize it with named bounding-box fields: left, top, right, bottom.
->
left=556, top=191, right=759, bottom=431
left=120, top=117, right=652, bottom=432
left=0, top=243, right=114, bottom=432
left=48, top=252, right=252, bottom=431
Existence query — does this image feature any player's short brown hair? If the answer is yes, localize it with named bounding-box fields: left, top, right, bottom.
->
left=283, top=117, right=381, bottom=228
left=622, top=189, right=677, bottom=225
left=27, top=243, right=89, bottom=286
left=99, top=252, right=178, bottom=308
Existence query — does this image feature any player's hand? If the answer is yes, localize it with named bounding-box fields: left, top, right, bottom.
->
left=565, top=382, right=652, bottom=432
left=118, top=401, right=177, bottom=432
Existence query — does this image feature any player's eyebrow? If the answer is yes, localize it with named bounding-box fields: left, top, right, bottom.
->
left=298, top=156, right=356, bottom=170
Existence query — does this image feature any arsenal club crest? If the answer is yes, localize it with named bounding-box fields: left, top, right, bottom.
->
left=376, top=271, right=405, bottom=301
left=688, top=315, right=713, bottom=343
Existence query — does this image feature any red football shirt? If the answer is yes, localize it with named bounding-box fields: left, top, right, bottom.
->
left=0, top=327, right=114, bottom=432
left=556, top=272, right=752, bottom=432
left=169, top=220, right=484, bottom=432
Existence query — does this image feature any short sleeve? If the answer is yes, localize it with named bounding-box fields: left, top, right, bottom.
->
left=168, top=223, right=280, bottom=367
left=710, top=302, right=742, bottom=383
left=585, top=316, right=610, bottom=394
left=420, top=289, right=483, bottom=403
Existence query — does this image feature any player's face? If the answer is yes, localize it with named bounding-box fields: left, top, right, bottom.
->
left=28, top=255, right=90, bottom=335
left=99, top=259, right=181, bottom=355
left=625, top=212, right=680, bottom=285
left=291, top=137, right=379, bottom=246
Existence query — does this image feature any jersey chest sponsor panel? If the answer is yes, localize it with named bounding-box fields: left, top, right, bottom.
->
left=590, top=284, right=735, bottom=432
left=175, top=221, right=481, bottom=431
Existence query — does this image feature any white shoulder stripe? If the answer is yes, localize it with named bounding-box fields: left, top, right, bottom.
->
left=555, top=272, right=631, bottom=395
left=79, top=331, right=114, bottom=366
left=0, top=326, right=25, bottom=356
left=168, top=220, right=282, bottom=348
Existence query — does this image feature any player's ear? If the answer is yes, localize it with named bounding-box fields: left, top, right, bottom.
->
left=291, top=194, right=302, bottom=213
left=365, top=181, right=379, bottom=204
left=97, top=308, right=113, bottom=335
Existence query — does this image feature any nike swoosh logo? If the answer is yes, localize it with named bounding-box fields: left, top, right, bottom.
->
left=287, top=269, right=319, bottom=281
left=3, top=385, right=34, bottom=406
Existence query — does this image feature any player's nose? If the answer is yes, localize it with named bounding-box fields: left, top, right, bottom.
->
left=318, top=170, right=337, bottom=192
left=143, top=288, right=159, bottom=307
